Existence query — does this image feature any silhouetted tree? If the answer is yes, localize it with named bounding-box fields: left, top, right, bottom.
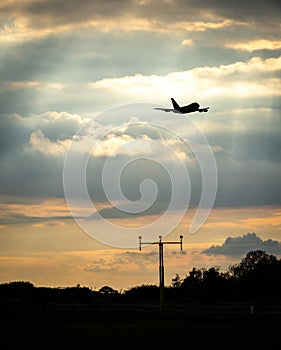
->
left=180, top=266, right=228, bottom=302
left=182, top=267, right=203, bottom=287
left=229, top=250, right=279, bottom=280
left=203, top=266, right=220, bottom=284
left=228, top=250, right=281, bottom=301
left=123, top=284, right=159, bottom=303
left=170, top=250, right=281, bottom=303
left=171, top=273, right=182, bottom=288
left=0, top=281, right=35, bottom=301
left=177, top=267, right=205, bottom=302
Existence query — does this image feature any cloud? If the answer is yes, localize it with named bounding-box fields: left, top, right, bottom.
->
left=0, top=2, right=280, bottom=116
left=0, top=111, right=85, bottom=149
left=0, top=196, right=72, bottom=225
left=0, top=213, right=71, bottom=225
left=0, top=0, right=280, bottom=44
left=0, top=111, right=87, bottom=197
left=226, top=39, right=281, bottom=52
left=183, top=0, right=281, bottom=25
left=181, top=39, right=194, bottom=47
left=89, top=55, right=281, bottom=99
left=29, top=129, right=71, bottom=156
left=0, top=16, right=240, bottom=44
left=32, top=220, right=66, bottom=228
left=0, top=80, right=65, bottom=91
left=83, top=249, right=186, bottom=274
left=1, top=102, right=281, bottom=209
left=0, top=2, right=242, bottom=43
left=0, top=51, right=280, bottom=210
left=203, top=232, right=281, bottom=256
left=84, top=250, right=158, bottom=273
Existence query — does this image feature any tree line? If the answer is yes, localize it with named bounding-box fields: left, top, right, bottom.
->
left=1, top=250, right=281, bottom=304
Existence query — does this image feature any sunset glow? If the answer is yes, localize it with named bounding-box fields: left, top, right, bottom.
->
left=0, top=0, right=280, bottom=291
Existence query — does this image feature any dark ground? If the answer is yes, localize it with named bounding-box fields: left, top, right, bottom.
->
left=1, top=302, right=280, bottom=349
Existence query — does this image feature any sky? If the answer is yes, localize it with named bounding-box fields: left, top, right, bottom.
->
left=0, top=0, right=281, bottom=291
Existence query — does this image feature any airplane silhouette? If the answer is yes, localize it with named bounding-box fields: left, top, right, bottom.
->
left=155, top=98, right=209, bottom=114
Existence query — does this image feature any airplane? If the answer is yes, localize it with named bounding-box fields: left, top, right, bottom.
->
left=154, top=98, right=209, bottom=114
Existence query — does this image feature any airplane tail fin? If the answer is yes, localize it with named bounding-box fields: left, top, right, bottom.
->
left=171, top=98, right=181, bottom=111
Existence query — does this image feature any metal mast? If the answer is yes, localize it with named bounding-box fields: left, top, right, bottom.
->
left=139, top=235, right=183, bottom=310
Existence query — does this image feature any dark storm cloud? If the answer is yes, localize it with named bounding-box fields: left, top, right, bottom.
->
left=0, top=148, right=64, bottom=197
left=206, top=110, right=281, bottom=164
left=75, top=109, right=281, bottom=211
left=85, top=155, right=179, bottom=217
left=89, top=202, right=168, bottom=220
left=201, top=108, right=281, bottom=207
left=0, top=212, right=71, bottom=225
left=0, top=112, right=83, bottom=147
left=203, top=232, right=281, bottom=256
left=2, top=0, right=280, bottom=27
left=184, top=0, right=281, bottom=20
left=0, top=112, right=84, bottom=197
left=1, top=1, right=280, bottom=117
left=0, top=30, right=186, bottom=116
left=0, top=0, right=131, bottom=25
left=214, top=157, right=281, bottom=207
left=0, top=114, right=28, bottom=155
left=0, top=30, right=180, bottom=83
left=1, top=105, right=281, bottom=208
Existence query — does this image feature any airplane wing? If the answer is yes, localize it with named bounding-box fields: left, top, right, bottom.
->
left=154, top=107, right=174, bottom=112
left=154, top=107, right=182, bottom=113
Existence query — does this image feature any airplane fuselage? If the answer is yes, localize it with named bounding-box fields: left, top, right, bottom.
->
left=154, top=98, right=209, bottom=114
left=179, top=102, right=200, bottom=113
left=171, top=98, right=209, bottom=114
